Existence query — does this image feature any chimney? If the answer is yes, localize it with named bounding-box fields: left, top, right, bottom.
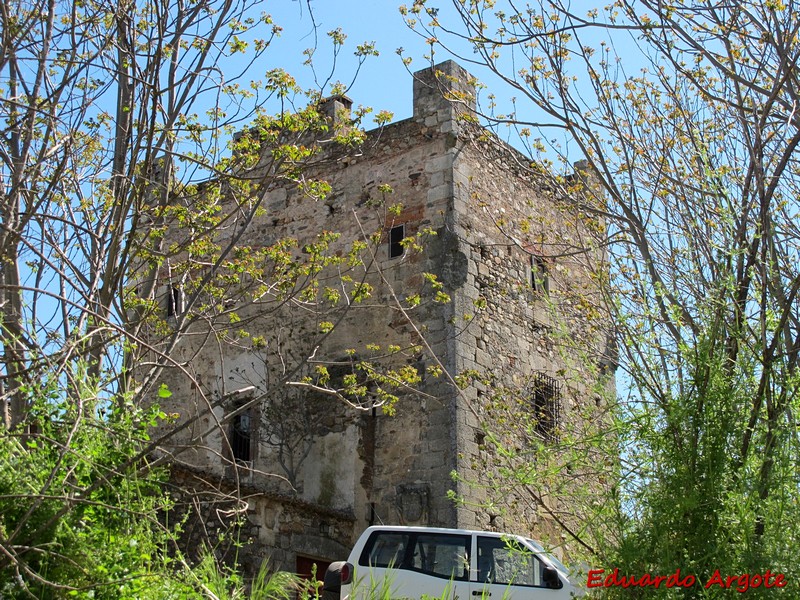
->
left=318, top=94, right=353, bottom=128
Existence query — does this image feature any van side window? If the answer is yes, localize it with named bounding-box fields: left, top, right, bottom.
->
left=359, top=531, right=470, bottom=581
left=477, top=536, right=546, bottom=587
left=360, top=533, right=410, bottom=568
left=411, top=534, right=470, bottom=580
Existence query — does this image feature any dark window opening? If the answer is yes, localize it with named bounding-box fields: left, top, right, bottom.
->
left=531, top=255, right=548, bottom=294
left=530, top=372, right=561, bottom=441
left=314, top=359, right=379, bottom=411
left=166, top=285, right=182, bottom=316
left=389, top=224, right=405, bottom=259
left=231, top=410, right=251, bottom=463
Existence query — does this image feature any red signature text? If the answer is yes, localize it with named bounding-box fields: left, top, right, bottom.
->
left=587, top=568, right=787, bottom=592
left=587, top=568, right=695, bottom=589
left=704, top=569, right=786, bottom=592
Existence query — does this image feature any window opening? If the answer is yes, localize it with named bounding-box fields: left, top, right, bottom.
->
left=231, top=409, right=251, bottom=463
left=166, top=285, right=183, bottom=316
left=531, top=255, right=548, bottom=294
left=530, top=372, right=561, bottom=441
left=389, top=224, right=405, bottom=259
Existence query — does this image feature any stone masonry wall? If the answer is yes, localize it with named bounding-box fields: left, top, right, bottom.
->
left=448, top=123, right=613, bottom=558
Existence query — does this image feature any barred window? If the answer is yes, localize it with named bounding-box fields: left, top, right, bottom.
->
left=530, top=372, right=561, bottom=440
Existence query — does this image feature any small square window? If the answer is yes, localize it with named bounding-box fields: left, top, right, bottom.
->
left=389, top=225, right=405, bottom=259
left=531, top=255, right=548, bottom=294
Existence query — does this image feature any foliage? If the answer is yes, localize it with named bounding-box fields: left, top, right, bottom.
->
left=191, top=552, right=302, bottom=600
left=0, top=0, right=380, bottom=428
left=404, top=0, right=800, bottom=593
left=0, top=0, right=418, bottom=594
left=0, top=371, right=196, bottom=598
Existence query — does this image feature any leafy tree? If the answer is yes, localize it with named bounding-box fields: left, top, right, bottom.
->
left=0, top=0, right=393, bottom=592
left=0, top=369, right=309, bottom=597
left=0, top=0, right=380, bottom=428
left=403, top=0, right=800, bottom=593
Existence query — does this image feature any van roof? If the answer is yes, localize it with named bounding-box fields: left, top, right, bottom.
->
left=361, top=525, right=533, bottom=540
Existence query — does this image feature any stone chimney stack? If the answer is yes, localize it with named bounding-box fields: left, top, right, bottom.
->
left=318, top=94, right=353, bottom=128
left=412, top=60, right=476, bottom=128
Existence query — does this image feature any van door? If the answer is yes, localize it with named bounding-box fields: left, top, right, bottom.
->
left=470, top=536, right=570, bottom=600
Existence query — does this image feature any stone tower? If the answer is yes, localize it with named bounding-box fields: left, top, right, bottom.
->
left=151, top=61, right=614, bottom=576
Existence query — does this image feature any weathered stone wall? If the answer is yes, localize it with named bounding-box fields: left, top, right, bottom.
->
left=168, top=466, right=354, bottom=575
left=446, top=123, right=613, bottom=558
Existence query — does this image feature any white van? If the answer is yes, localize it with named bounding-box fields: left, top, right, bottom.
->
left=323, top=526, right=582, bottom=599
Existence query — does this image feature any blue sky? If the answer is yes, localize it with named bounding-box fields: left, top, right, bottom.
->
left=258, top=1, right=646, bottom=166
left=265, top=1, right=431, bottom=121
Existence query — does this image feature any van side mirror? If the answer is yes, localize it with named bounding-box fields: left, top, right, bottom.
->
left=542, top=566, right=563, bottom=589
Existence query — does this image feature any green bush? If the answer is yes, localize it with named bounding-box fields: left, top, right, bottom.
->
left=0, top=373, right=193, bottom=598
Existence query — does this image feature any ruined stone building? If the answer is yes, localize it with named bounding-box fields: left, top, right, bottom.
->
left=150, top=61, right=615, bottom=578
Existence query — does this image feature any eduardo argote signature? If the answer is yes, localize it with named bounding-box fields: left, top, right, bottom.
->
left=587, top=568, right=787, bottom=592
